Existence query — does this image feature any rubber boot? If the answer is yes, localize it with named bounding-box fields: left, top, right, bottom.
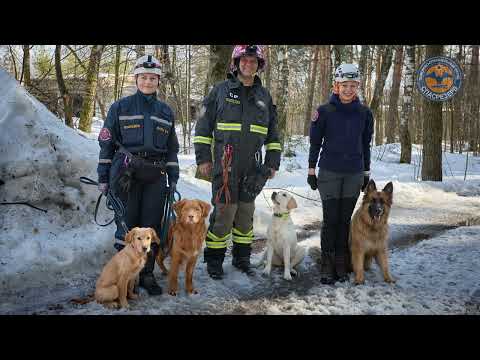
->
left=320, top=199, right=340, bottom=285
left=232, top=243, right=255, bottom=276
left=336, top=197, right=358, bottom=282
left=139, top=245, right=162, bottom=295
left=204, top=247, right=225, bottom=280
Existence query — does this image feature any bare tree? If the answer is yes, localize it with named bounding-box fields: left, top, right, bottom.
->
left=54, top=45, right=73, bottom=128
left=21, top=45, right=31, bottom=88
left=358, top=45, right=369, bottom=104
left=421, top=45, right=444, bottom=181
left=204, top=45, right=233, bottom=96
left=304, top=45, right=320, bottom=136
left=370, top=45, right=394, bottom=145
left=113, top=45, right=121, bottom=101
left=78, top=45, right=105, bottom=132
left=135, top=45, right=145, bottom=58
left=400, top=45, right=415, bottom=163
left=386, top=46, right=404, bottom=143
left=276, top=45, right=289, bottom=147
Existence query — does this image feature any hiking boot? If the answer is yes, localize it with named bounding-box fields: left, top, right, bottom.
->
left=319, top=251, right=336, bottom=285
left=206, top=257, right=224, bottom=280
left=139, top=273, right=163, bottom=295
left=139, top=251, right=162, bottom=295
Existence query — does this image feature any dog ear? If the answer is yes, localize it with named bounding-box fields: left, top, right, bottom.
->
left=150, top=228, right=161, bottom=245
left=173, top=199, right=187, bottom=216
left=382, top=182, right=393, bottom=205
left=125, top=228, right=136, bottom=244
left=366, top=179, right=377, bottom=194
left=287, top=196, right=297, bottom=210
left=198, top=200, right=211, bottom=218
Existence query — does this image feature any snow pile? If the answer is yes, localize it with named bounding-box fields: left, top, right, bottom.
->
left=0, top=68, right=114, bottom=291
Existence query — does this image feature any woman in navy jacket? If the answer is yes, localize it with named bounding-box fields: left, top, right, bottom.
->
left=308, top=63, right=374, bottom=284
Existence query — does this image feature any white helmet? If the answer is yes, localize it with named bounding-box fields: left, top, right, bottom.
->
left=334, top=63, right=360, bottom=83
left=133, top=55, right=161, bottom=76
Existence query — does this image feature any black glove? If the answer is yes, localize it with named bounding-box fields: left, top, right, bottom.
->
left=361, top=174, right=370, bottom=192
left=307, top=174, right=318, bottom=191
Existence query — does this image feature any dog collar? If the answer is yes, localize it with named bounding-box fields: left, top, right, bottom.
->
left=273, top=212, right=290, bottom=219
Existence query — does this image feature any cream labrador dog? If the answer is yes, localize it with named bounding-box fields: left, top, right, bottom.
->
left=259, top=191, right=306, bottom=280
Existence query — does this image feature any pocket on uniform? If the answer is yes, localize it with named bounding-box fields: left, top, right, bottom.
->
left=119, top=118, right=143, bottom=146
left=151, top=116, right=172, bottom=148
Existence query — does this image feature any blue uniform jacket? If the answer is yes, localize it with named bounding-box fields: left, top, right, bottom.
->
left=97, top=90, right=179, bottom=184
left=308, top=94, right=374, bottom=173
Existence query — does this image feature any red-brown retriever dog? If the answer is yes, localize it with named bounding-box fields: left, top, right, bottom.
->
left=156, top=199, right=211, bottom=296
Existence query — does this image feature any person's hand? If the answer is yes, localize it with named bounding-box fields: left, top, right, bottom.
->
left=307, top=174, right=318, bottom=191
left=268, top=168, right=276, bottom=179
left=98, top=183, right=109, bottom=195
left=361, top=173, right=370, bottom=192
left=198, top=162, right=213, bottom=177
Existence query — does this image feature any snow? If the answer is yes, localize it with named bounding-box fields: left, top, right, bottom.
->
left=1, top=68, right=480, bottom=314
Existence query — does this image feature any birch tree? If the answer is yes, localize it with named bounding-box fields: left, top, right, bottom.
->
left=399, top=45, right=415, bottom=163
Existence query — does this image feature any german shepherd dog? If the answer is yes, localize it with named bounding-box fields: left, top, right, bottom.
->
left=349, top=179, right=395, bottom=285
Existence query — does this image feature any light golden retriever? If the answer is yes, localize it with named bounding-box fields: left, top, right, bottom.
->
left=156, top=199, right=211, bottom=296
left=95, top=227, right=159, bottom=309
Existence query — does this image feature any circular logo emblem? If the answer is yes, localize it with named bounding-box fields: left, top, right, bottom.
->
left=417, top=56, right=463, bottom=102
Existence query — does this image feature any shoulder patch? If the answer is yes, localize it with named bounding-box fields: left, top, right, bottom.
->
left=98, top=127, right=112, bottom=141
left=312, top=110, right=319, bottom=122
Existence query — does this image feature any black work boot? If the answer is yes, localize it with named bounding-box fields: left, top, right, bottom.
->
left=139, top=249, right=162, bottom=296
left=232, top=243, right=255, bottom=277
left=204, top=247, right=225, bottom=280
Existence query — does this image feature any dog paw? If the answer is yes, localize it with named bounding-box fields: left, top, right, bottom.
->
left=354, top=278, right=365, bottom=286
left=262, top=269, right=271, bottom=277
left=127, top=293, right=139, bottom=300
left=168, top=290, right=178, bottom=296
left=187, top=289, right=199, bottom=295
left=290, top=269, right=298, bottom=277
left=284, top=273, right=292, bottom=281
left=119, top=302, right=130, bottom=309
left=384, top=277, right=396, bottom=284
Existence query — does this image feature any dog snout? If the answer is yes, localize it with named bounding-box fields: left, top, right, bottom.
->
left=271, top=192, right=277, bottom=201
left=142, top=246, right=148, bottom=252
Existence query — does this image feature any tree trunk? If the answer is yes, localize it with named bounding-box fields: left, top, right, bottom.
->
left=365, top=46, right=375, bottom=104
left=22, top=45, right=31, bottom=88
left=400, top=45, right=415, bottom=163
left=186, top=45, right=192, bottom=153
left=8, top=45, right=18, bottom=80
left=333, top=45, right=344, bottom=71
left=315, top=45, right=332, bottom=107
left=421, top=45, right=443, bottom=181
left=386, top=46, right=404, bottom=143
left=161, top=45, right=183, bottom=125
left=358, top=45, right=369, bottom=104
left=276, top=45, right=289, bottom=147
left=78, top=45, right=104, bottom=133
left=453, top=45, right=464, bottom=153
left=54, top=45, right=73, bottom=128
left=264, top=45, right=272, bottom=92
left=468, top=45, right=479, bottom=155
left=204, top=45, right=233, bottom=96
left=414, top=46, right=425, bottom=144
left=370, top=45, right=394, bottom=145
left=113, top=45, right=121, bottom=101
left=304, top=45, right=320, bottom=136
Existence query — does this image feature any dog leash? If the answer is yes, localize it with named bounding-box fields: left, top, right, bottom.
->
left=160, top=186, right=181, bottom=257
left=79, top=176, right=128, bottom=234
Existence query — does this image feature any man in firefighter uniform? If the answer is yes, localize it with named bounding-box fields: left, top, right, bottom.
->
left=97, top=54, right=180, bottom=295
left=194, top=45, right=281, bottom=280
